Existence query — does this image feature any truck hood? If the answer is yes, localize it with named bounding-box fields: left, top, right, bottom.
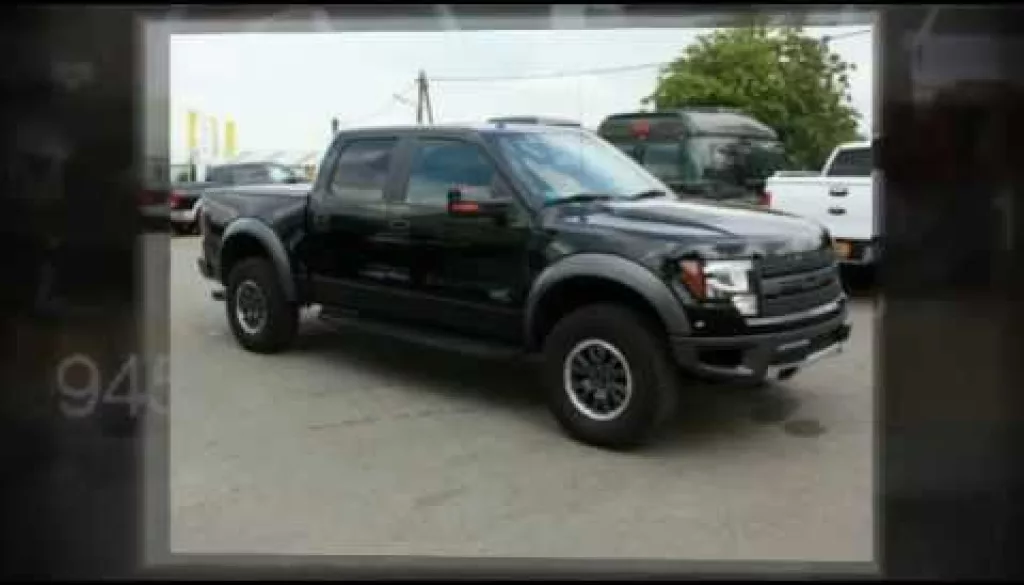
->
left=543, top=197, right=829, bottom=258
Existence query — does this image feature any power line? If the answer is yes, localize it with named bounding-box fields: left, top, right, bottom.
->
left=431, top=61, right=669, bottom=83
left=430, top=30, right=871, bottom=84
left=339, top=82, right=417, bottom=126
left=429, top=28, right=872, bottom=84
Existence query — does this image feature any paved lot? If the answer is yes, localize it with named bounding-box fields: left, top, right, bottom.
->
left=169, top=235, right=875, bottom=562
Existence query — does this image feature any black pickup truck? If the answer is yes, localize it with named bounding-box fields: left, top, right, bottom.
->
left=197, top=124, right=850, bottom=448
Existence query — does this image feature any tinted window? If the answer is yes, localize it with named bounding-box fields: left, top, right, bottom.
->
left=608, top=142, right=642, bottom=162
left=329, top=139, right=397, bottom=203
left=232, top=165, right=270, bottom=184
left=640, top=142, right=684, bottom=182
left=267, top=165, right=293, bottom=183
left=688, top=136, right=785, bottom=182
left=826, top=147, right=872, bottom=177
left=684, top=112, right=777, bottom=139
left=598, top=115, right=686, bottom=141
left=404, top=139, right=498, bottom=205
left=206, top=167, right=230, bottom=184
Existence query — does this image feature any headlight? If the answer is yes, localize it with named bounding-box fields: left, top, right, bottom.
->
left=679, top=258, right=758, bottom=317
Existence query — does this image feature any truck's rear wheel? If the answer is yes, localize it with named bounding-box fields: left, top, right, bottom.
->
left=225, top=258, right=298, bottom=353
left=542, top=304, right=679, bottom=449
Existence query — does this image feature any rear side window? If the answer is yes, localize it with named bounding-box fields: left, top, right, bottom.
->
left=826, top=147, right=872, bottom=177
left=328, top=138, right=398, bottom=203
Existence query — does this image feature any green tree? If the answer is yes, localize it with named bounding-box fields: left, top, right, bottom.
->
left=645, top=25, right=860, bottom=170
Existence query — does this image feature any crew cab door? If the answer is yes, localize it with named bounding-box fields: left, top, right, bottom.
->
left=388, top=136, right=533, bottom=343
left=820, top=145, right=876, bottom=241
left=303, top=136, right=408, bottom=311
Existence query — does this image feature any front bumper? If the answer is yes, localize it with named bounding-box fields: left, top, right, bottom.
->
left=671, top=308, right=851, bottom=382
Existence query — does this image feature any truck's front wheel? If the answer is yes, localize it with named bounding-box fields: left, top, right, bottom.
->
left=225, top=257, right=298, bottom=353
left=542, top=304, right=679, bottom=449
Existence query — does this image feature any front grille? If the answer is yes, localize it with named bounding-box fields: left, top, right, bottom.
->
left=759, top=247, right=835, bottom=277
left=757, top=249, right=842, bottom=318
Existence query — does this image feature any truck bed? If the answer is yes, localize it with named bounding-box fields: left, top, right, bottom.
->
left=199, top=184, right=312, bottom=282
left=201, top=184, right=312, bottom=229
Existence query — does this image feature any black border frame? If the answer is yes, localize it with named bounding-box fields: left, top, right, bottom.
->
left=2, top=4, right=1022, bottom=580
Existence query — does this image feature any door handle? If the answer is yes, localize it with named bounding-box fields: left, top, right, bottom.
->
left=829, top=187, right=848, bottom=197
left=388, top=219, right=410, bottom=230
left=828, top=207, right=846, bottom=215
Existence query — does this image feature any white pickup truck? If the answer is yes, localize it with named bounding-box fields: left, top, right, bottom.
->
left=764, top=142, right=879, bottom=266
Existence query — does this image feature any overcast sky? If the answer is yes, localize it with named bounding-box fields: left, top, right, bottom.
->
left=169, top=25, right=873, bottom=162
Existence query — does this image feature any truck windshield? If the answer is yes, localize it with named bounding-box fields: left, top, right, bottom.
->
left=488, top=130, right=669, bottom=203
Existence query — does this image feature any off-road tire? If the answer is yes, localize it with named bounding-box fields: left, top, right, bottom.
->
left=542, top=303, right=679, bottom=449
left=225, top=257, right=298, bottom=353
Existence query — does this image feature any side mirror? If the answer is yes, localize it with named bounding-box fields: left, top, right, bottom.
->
left=447, top=187, right=510, bottom=219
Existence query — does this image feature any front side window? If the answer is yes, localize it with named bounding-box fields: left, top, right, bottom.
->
left=488, top=130, right=668, bottom=203
left=328, top=138, right=398, bottom=203
left=404, top=139, right=499, bottom=206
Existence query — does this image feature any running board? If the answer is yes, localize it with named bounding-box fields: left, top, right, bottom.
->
left=317, top=309, right=527, bottom=360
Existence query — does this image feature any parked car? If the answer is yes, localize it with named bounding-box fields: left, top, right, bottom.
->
left=168, top=162, right=307, bottom=234
left=597, top=108, right=786, bottom=206
left=197, top=124, right=850, bottom=449
left=764, top=141, right=878, bottom=266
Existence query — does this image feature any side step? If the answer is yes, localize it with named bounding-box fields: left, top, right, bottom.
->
left=318, top=309, right=527, bottom=360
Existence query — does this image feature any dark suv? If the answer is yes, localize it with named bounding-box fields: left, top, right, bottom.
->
left=197, top=124, right=850, bottom=449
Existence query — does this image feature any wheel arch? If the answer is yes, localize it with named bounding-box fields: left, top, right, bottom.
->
left=219, top=218, right=297, bottom=302
left=524, top=253, right=692, bottom=352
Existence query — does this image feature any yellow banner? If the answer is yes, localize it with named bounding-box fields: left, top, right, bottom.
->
left=187, top=110, right=199, bottom=151
left=225, top=119, right=237, bottom=158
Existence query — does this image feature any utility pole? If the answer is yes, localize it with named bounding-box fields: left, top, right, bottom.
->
left=415, top=69, right=434, bottom=125
left=330, top=117, right=339, bottom=136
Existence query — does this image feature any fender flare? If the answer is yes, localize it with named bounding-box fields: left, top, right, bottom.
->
left=220, top=218, right=297, bottom=302
left=524, top=253, right=692, bottom=348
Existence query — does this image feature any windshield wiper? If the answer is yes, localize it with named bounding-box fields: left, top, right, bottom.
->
left=543, top=193, right=617, bottom=207
left=628, top=188, right=670, bottom=200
